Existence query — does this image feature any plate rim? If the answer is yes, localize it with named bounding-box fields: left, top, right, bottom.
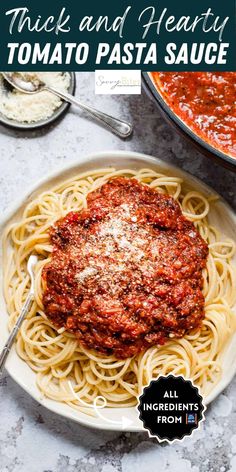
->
left=1, top=150, right=236, bottom=432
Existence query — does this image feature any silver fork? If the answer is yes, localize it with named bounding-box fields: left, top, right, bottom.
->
left=0, top=255, right=38, bottom=373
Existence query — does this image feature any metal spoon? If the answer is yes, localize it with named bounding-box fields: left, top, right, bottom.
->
left=0, top=255, right=38, bottom=373
left=2, top=72, right=133, bottom=139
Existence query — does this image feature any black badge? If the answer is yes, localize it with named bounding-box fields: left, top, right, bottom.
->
left=137, top=375, right=205, bottom=442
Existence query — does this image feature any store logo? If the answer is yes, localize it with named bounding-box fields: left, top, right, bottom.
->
left=95, top=70, right=141, bottom=94
left=186, top=413, right=197, bottom=425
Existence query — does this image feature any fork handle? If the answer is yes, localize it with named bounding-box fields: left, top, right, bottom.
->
left=0, top=294, right=34, bottom=374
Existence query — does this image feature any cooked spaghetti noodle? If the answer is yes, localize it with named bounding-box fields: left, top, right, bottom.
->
left=2, top=167, right=236, bottom=412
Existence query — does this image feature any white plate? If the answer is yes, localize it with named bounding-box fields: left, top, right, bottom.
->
left=0, top=151, right=236, bottom=432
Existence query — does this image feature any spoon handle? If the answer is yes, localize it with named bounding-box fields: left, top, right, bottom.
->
left=0, top=293, right=34, bottom=374
left=45, top=86, right=133, bottom=139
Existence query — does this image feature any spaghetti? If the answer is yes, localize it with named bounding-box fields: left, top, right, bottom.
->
left=2, top=167, right=236, bottom=412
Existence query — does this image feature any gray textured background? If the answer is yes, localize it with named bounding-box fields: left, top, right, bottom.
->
left=0, top=72, right=235, bottom=472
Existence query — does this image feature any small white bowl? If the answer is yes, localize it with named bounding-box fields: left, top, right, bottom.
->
left=0, top=151, right=236, bottom=431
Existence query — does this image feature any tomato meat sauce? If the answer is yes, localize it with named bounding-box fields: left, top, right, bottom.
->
left=151, top=72, right=236, bottom=158
left=42, top=177, right=208, bottom=359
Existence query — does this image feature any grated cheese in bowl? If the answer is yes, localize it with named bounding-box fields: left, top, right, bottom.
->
left=0, top=72, right=71, bottom=123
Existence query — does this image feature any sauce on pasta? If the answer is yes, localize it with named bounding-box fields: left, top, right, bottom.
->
left=42, top=177, right=208, bottom=358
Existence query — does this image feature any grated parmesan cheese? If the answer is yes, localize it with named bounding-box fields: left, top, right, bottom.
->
left=0, top=72, right=71, bottom=123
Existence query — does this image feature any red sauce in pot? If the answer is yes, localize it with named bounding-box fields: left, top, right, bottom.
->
left=42, top=177, right=208, bottom=359
left=151, top=72, right=236, bottom=158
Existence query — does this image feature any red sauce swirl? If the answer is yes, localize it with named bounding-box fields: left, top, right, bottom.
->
left=42, top=177, right=208, bottom=358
